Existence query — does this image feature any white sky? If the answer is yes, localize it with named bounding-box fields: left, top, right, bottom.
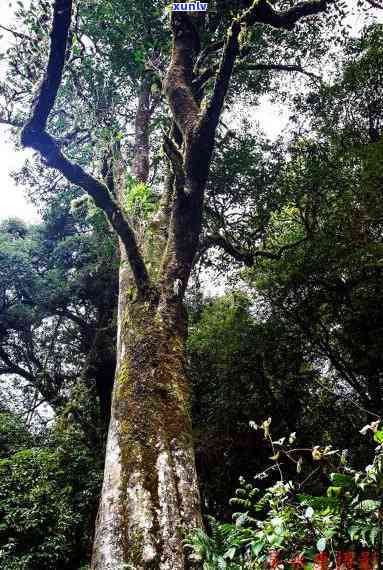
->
left=0, top=127, right=37, bottom=221
left=0, top=3, right=39, bottom=222
left=0, top=2, right=379, bottom=224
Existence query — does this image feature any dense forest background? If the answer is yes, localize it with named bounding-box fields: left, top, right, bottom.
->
left=0, top=0, right=382, bottom=568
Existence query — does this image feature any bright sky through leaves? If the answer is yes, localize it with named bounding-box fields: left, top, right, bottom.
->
left=0, top=2, right=38, bottom=222
left=0, top=1, right=378, bottom=223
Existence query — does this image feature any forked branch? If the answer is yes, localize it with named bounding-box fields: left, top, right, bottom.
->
left=201, top=0, right=327, bottom=132
left=20, top=0, right=151, bottom=297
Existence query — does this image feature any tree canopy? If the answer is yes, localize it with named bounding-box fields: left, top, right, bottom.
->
left=0, top=0, right=382, bottom=568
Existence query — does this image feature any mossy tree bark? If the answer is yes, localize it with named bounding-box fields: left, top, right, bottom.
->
left=91, top=77, right=202, bottom=568
left=20, top=1, right=328, bottom=567
left=92, top=266, right=202, bottom=569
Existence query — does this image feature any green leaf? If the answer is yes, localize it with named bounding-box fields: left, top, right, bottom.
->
left=298, top=494, right=340, bottom=513
left=251, top=541, right=264, bottom=556
left=224, top=547, right=237, bottom=561
left=329, top=473, right=355, bottom=489
left=355, top=499, right=380, bottom=512
left=370, top=527, right=379, bottom=545
left=348, top=526, right=361, bottom=541
left=323, top=528, right=336, bottom=539
left=327, top=486, right=342, bottom=498
left=373, top=430, right=383, bottom=444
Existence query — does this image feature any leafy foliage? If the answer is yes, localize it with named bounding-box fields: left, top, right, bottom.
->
left=187, top=420, right=383, bottom=568
left=123, top=176, right=159, bottom=220
left=188, top=292, right=368, bottom=518
left=0, top=412, right=102, bottom=569
left=0, top=206, right=118, bottom=433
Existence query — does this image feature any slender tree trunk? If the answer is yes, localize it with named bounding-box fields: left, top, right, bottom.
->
left=91, top=247, right=202, bottom=569
left=82, top=307, right=117, bottom=430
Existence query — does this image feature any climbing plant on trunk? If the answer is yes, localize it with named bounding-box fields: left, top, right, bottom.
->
left=18, top=0, right=331, bottom=567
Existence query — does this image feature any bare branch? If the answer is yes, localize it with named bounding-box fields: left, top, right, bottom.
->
left=202, top=233, right=307, bottom=266
left=58, top=125, right=92, bottom=146
left=239, top=62, right=321, bottom=81
left=0, top=116, right=23, bottom=128
left=194, top=61, right=321, bottom=91
left=0, top=24, right=34, bottom=42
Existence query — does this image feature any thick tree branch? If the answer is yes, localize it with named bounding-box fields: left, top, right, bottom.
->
left=200, top=20, right=242, bottom=135
left=182, top=16, right=246, bottom=196
left=244, top=0, right=328, bottom=30
left=194, top=40, right=224, bottom=73
left=161, top=14, right=208, bottom=293
left=163, top=133, right=185, bottom=188
left=158, top=0, right=326, bottom=292
left=164, top=13, right=200, bottom=142
left=132, top=77, right=152, bottom=183
left=25, top=0, right=72, bottom=132
left=54, top=307, right=87, bottom=329
left=152, top=122, right=182, bottom=237
left=0, top=349, right=35, bottom=383
left=187, top=0, right=327, bottom=192
left=20, top=0, right=152, bottom=297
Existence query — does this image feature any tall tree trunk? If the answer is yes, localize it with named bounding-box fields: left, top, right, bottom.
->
left=20, top=3, right=327, bottom=568
left=91, top=248, right=202, bottom=569
left=91, top=72, right=201, bottom=567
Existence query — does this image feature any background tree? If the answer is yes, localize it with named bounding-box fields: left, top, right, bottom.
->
left=188, top=292, right=369, bottom=519
left=0, top=206, right=118, bottom=436
left=245, top=23, right=383, bottom=415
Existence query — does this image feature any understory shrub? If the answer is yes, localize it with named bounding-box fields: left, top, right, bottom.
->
left=186, top=418, right=383, bottom=569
